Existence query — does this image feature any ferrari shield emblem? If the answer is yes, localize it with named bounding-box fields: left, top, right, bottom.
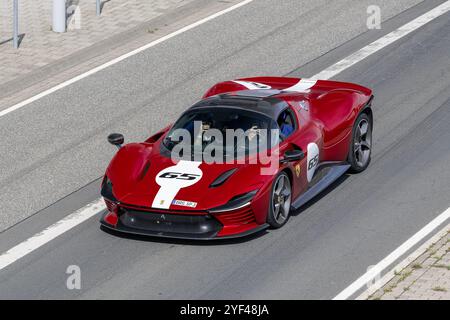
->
left=295, top=163, right=301, bottom=177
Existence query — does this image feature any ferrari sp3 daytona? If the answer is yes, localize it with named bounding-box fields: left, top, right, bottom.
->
left=100, top=77, right=373, bottom=239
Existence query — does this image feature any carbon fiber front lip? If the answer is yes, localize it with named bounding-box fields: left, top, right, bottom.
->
left=100, top=212, right=269, bottom=240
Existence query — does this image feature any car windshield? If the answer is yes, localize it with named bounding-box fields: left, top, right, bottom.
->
left=162, top=107, right=280, bottom=160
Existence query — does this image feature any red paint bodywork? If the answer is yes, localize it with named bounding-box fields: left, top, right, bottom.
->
left=101, top=77, right=372, bottom=238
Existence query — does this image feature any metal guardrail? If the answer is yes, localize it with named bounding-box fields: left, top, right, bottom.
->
left=53, top=0, right=66, bottom=32
left=6, top=0, right=104, bottom=49
left=96, top=0, right=101, bottom=16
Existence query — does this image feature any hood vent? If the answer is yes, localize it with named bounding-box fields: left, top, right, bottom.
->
left=209, top=168, right=237, bottom=188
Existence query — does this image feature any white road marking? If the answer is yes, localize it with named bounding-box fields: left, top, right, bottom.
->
left=356, top=222, right=450, bottom=300
left=0, top=199, right=105, bottom=271
left=0, top=0, right=255, bottom=118
left=333, top=207, right=450, bottom=300
left=312, top=1, right=450, bottom=80
left=1, top=1, right=449, bottom=271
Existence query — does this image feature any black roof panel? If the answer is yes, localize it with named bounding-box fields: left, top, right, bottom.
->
left=189, top=91, right=288, bottom=120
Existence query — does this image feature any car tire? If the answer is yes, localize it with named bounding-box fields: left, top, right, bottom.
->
left=348, top=112, right=372, bottom=173
left=267, top=171, right=292, bottom=228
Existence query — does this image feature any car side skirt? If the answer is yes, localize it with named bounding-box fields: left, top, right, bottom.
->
left=291, top=162, right=350, bottom=210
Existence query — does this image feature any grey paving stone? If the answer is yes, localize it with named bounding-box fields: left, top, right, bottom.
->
left=0, top=0, right=197, bottom=85
left=371, top=227, right=450, bottom=300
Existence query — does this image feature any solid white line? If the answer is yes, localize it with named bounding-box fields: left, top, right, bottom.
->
left=0, top=0, right=255, bottom=118
left=1, top=1, right=449, bottom=272
left=313, top=0, right=450, bottom=80
left=356, top=222, right=450, bottom=300
left=333, top=208, right=450, bottom=300
left=0, top=199, right=105, bottom=271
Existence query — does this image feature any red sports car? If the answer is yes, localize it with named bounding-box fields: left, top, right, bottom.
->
left=100, top=77, right=373, bottom=239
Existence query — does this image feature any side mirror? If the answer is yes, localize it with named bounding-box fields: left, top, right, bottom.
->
left=281, top=149, right=304, bottom=163
left=108, top=133, right=124, bottom=149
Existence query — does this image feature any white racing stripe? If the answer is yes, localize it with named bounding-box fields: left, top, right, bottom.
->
left=333, top=207, right=450, bottom=300
left=152, top=161, right=202, bottom=209
left=232, top=80, right=272, bottom=90
left=0, top=0, right=256, bottom=118
left=284, top=78, right=317, bottom=92
left=1, top=1, right=450, bottom=272
left=233, top=78, right=317, bottom=92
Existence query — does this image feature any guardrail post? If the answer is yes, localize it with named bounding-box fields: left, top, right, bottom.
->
left=13, top=0, right=19, bottom=48
left=52, top=0, right=66, bottom=33
left=96, top=0, right=101, bottom=16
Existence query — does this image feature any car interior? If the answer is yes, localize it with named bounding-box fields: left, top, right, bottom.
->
left=277, top=109, right=296, bottom=138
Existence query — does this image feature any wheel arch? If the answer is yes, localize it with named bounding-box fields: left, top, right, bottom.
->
left=282, top=167, right=294, bottom=186
left=360, top=99, right=373, bottom=127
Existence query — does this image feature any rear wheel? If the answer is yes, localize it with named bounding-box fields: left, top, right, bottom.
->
left=267, top=172, right=292, bottom=228
left=348, top=112, right=372, bottom=172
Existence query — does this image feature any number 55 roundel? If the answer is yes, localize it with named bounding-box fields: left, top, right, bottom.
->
left=152, top=161, right=203, bottom=209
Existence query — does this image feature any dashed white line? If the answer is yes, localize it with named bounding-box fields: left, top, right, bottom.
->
left=1, top=1, right=450, bottom=273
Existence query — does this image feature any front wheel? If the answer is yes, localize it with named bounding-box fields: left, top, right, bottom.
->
left=348, top=112, right=372, bottom=173
left=267, top=172, right=292, bottom=228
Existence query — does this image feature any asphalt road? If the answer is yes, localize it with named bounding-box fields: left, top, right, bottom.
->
left=0, top=0, right=424, bottom=231
left=0, top=0, right=449, bottom=299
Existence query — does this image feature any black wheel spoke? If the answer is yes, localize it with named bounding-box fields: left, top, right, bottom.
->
left=353, top=118, right=371, bottom=169
left=271, top=174, right=291, bottom=225
left=361, top=140, right=371, bottom=150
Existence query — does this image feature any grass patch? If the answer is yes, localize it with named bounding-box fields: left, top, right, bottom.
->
left=398, top=270, right=413, bottom=283
left=147, top=28, right=159, bottom=34
left=432, top=286, right=447, bottom=292
left=433, top=264, right=450, bottom=270
left=426, top=242, right=436, bottom=252
left=384, top=287, right=393, bottom=293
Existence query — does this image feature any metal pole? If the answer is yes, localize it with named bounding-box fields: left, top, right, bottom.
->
left=96, top=0, right=101, bottom=16
left=52, top=0, right=66, bottom=33
left=13, top=0, right=18, bottom=49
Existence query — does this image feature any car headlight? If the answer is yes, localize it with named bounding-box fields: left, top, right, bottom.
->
left=208, top=190, right=258, bottom=213
left=101, top=176, right=117, bottom=202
